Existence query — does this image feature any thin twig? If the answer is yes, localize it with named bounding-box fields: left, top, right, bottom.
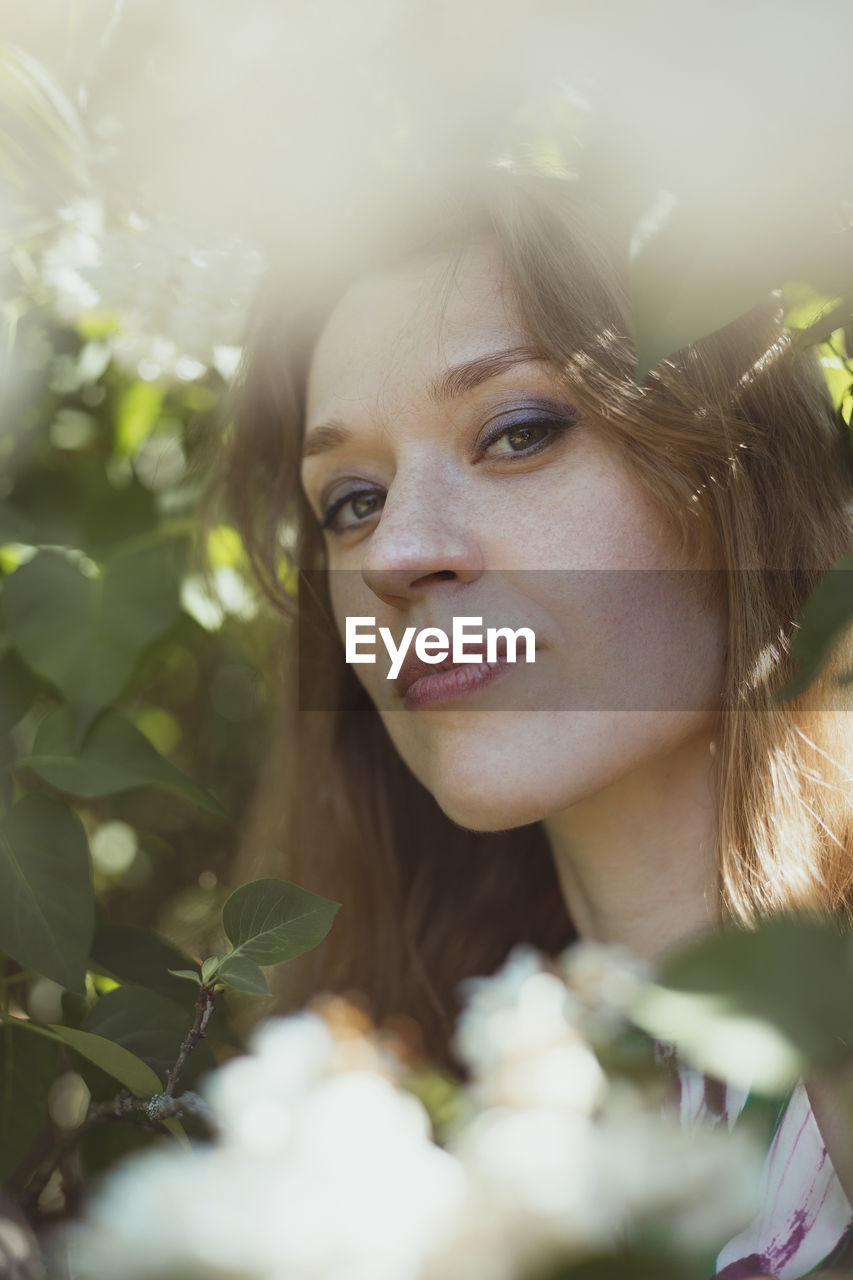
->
left=163, top=983, right=219, bottom=1097
left=22, top=1090, right=217, bottom=1212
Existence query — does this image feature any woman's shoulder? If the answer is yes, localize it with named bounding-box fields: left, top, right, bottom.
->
left=673, top=1064, right=853, bottom=1279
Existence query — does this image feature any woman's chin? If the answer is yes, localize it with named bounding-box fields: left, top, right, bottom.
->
left=428, top=778, right=558, bottom=834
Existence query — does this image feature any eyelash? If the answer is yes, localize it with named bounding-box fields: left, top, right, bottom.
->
left=318, top=411, right=578, bottom=535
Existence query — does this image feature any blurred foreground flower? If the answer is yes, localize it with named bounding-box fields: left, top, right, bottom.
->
left=60, top=944, right=764, bottom=1280
left=40, top=198, right=265, bottom=381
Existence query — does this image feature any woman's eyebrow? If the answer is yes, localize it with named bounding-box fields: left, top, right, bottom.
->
left=301, top=345, right=547, bottom=462
left=429, top=345, right=546, bottom=401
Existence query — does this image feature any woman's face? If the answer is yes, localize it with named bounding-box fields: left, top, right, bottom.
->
left=300, top=240, right=727, bottom=831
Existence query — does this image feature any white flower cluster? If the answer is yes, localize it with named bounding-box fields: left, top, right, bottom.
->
left=40, top=199, right=265, bottom=382
left=63, top=945, right=764, bottom=1280
left=427, top=944, right=762, bottom=1279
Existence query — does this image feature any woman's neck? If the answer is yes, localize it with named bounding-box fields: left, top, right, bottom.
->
left=543, top=726, right=721, bottom=964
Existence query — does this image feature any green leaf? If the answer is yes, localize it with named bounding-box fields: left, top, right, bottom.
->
left=81, top=1115, right=156, bottom=1177
left=631, top=916, right=853, bottom=1093
left=0, top=501, right=35, bottom=545
left=0, top=1017, right=59, bottom=1182
left=628, top=200, right=790, bottom=383
left=632, top=266, right=752, bottom=385
left=0, top=794, right=93, bottom=993
left=2, top=545, right=181, bottom=733
left=78, top=468, right=159, bottom=561
left=774, top=556, right=853, bottom=702
left=0, top=1017, right=185, bottom=1143
left=782, top=280, right=844, bottom=334
left=25, top=706, right=228, bottom=819
left=0, top=647, right=40, bottom=733
left=90, top=927, right=235, bottom=1047
left=116, top=382, right=165, bottom=456
left=200, top=957, right=220, bottom=985
left=90, top=925, right=201, bottom=1008
left=49, top=1025, right=161, bottom=1096
left=168, top=969, right=201, bottom=986
left=221, top=878, right=340, bottom=967
left=550, top=1252, right=689, bottom=1280
left=0, top=733, right=13, bottom=811
left=216, top=953, right=270, bottom=996
left=81, top=987, right=214, bottom=1088
left=7, top=463, right=157, bottom=559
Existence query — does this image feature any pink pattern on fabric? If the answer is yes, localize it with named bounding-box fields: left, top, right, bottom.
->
left=712, top=1080, right=853, bottom=1278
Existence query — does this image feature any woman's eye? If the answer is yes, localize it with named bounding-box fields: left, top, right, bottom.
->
left=479, top=415, right=572, bottom=460
left=318, top=412, right=575, bottom=535
left=320, top=488, right=384, bottom=534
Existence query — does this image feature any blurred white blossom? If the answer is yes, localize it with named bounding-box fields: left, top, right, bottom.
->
left=63, top=946, right=764, bottom=1280
left=40, top=198, right=265, bottom=381
left=424, top=1106, right=618, bottom=1280
left=560, top=940, right=654, bottom=1042
left=453, top=944, right=605, bottom=1112
left=596, top=1085, right=765, bottom=1252
left=40, top=198, right=104, bottom=322
left=67, top=1009, right=465, bottom=1280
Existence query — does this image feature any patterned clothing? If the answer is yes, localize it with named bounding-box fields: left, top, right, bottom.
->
left=674, top=1064, right=853, bottom=1277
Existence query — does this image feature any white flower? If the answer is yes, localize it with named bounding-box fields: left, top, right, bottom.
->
left=40, top=198, right=104, bottom=322
left=67, top=1010, right=466, bottom=1280
left=559, top=940, right=655, bottom=1042
left=63, top=973, right=765, bottom=1280
left=421, top=1107, right=617, bottom=1280
left=39, top=199, right=265, bottom=380
left=596, top=1086, right=764, bottom=1251
left=205, top=1012, right=337, bottom=1153
left=452, top=944, right=605, bottom=1113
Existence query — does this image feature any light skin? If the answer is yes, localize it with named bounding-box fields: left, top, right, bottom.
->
left=299, top=239, right=727, bottom=964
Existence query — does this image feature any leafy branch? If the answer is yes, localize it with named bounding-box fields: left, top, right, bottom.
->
left=8, top=878, right=339, bottom=1212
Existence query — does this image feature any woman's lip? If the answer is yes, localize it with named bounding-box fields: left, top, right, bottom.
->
left=402, top=655, right=516, bottom=709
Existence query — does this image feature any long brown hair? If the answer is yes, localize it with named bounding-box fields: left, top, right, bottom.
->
left=211, top=168, right=853, bottom=1072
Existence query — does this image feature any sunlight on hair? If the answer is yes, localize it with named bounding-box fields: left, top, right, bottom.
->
left=736, top=333, right=790, bottom=390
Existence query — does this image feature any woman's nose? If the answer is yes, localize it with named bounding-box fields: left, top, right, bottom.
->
left=359, top=470, right=485, bottom=607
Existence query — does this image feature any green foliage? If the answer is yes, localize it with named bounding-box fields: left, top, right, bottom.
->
left=0, top=794, right=93, bottom=992
left=115, top=382, right=165, bottom=457
left=168, top=968, right=201, bottom=986
left=0, top=295, right=281, bottom=1200
left=25, top=706, right=227, bottom=817
left=217, top=878, right=341, bottom=994
left=216, top=952, right=270, bottom=996
left=774, top=556, right=853, bottom=700
left=46, top=1025, right=173, bottom=1110
left=629, top=204, right=780, bottom=386
left=543, top=1251, right=688, bottom=1280
left=0, top=1018, right=59, bottom=1183
left=81, top=986, right=215, bottom=1087
left=2, top=545, right=182, bottom=734
left=631, top=916, right=853, bottom=1094
left=90, top=925, right=204, bottom=1008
